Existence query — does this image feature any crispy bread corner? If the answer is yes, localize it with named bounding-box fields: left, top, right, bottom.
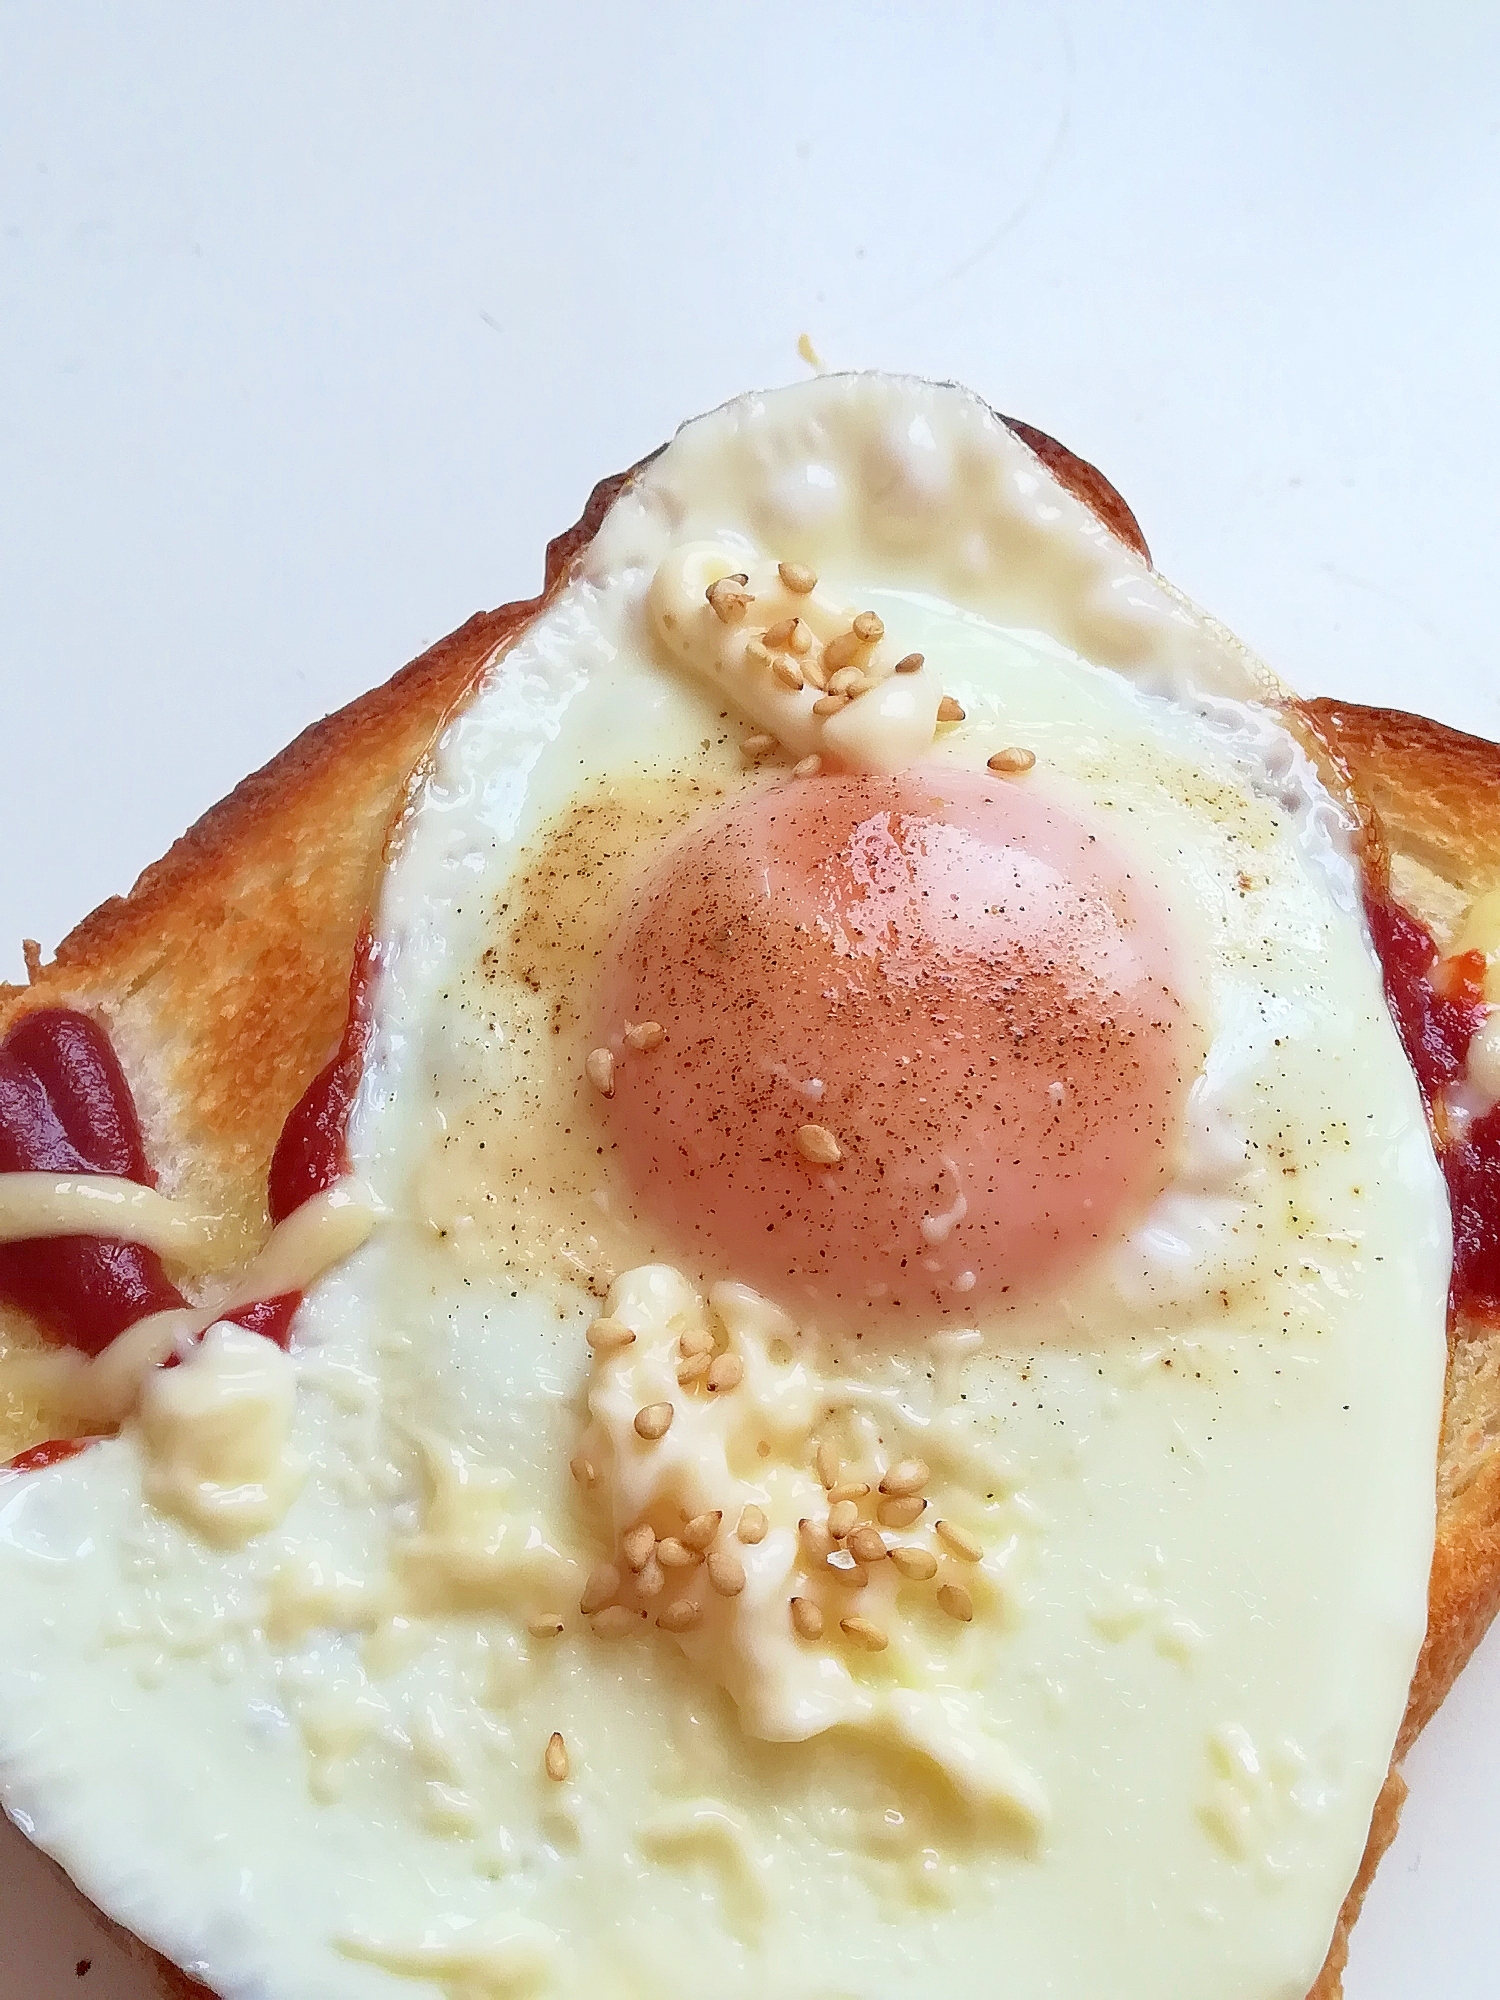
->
left=1, top=434, right=1494, bottom=2000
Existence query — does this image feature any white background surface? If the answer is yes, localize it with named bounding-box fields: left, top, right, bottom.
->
left=1, top=4, right=1498, bottom=1995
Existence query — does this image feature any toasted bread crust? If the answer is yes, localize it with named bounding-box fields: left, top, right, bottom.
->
left=0, top=430, right=1491, bottom=2000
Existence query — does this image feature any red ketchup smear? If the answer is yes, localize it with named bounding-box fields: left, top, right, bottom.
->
left=0, top=931, right=374, bottom=1470
left=1366, top=894, right=1500, bottom=1321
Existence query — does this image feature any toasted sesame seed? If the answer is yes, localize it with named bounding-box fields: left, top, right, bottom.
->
left=877, top=1495, right=928, bottom=1529
left=569, top=1454, right=597, bottom=1489
left=852, top=611, right=884, bottom=644
left=824, top=631, right=862, bottom=671
left=828, top=666, right=870, bottom=697
left=586, top=1316, right=635, bottom=1353
left=935, top=1519, right=984, bottom=1563
left=785, top=619, right=812, bottom=655
left=621, top=1523, right=657, bottom=1572
left=624, top=1020, right=665, bottom=1052
left=826, top=1553, right=870, bottom=1589
left=591, top=1604, right=638, bottom=1639
left=656, top=1537, right=700, bottom=1568
left=637, top=1553, right=666, bottom=1598
left=679, top=1327, right=714, bottom=1357
left=707, top=1550, right=746, bottom=1596
left=528, top=1614, right=566, bottom=1639
left=937, top=1582, right=974, bottom=1623
left=657, top=1596, right=704, bottom=1633
left=848, top=1525, right=888, bottom=1565
left=889, top=1545, right=939, bottom=1581
left=682, top=1509, right=723, bottom=1552
left=795, top=1123, right=843, bottom=1166
left=545, top=1731, right=569, bottom=1781
left=879, top=1458, right=930, bottom=1498
left=707, top=576, right=753, bottom=624
left=676, top=1353, right=712, bottom=1386
left=579, top=1563, right=621, bottom=1615
left=811, top=693, right=847, bottom=718
left=799, top=1517, right=836, bottom=1561
left=778, top=560, right=818, bottom=594
left=936, top=696, right=965, bottom=724
left=829, top=1480, right=870, bottom=1503
left=790, top=1596, right=824, bottom=1639
left=894, top=651, right=924, bottom=674
left=801, top=653, right=829, bottom=691
left=763, top=616, right=799, bottom=650
left=741, top=731, right=777, bottom=761
left=707, top=1352, right=745, bottom=1392
left=988, top=746, right=1037, bottom=775
left=840, top=1614, right=889, bottom=1651
left=737, top=1505, right=768, bottom=1544
left=815, top=1439, right=841, bottom=1489
left=771, top=657, right=806, bottom=693
left=585, top=1047, right=616, bottom=1097
left=633, top=1402, right=674, bottom=1442
left=791, top=753, right=822, bottom=779
left=827, top=1498, right=860, bottom=1539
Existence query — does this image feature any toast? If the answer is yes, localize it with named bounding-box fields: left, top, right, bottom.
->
left=2, top=417, right=1496, bottom=2000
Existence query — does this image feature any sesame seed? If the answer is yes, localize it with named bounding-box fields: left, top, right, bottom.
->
left=633, top=1402, right=674, bottom=1441
left=741, top=731, right=777, bottom=761
left=811, top=693, right=847, bottom=718
left=795, top=1123, right=843, bottom=1166
left=934, top=1519, right=984, bottom=1563
left=852, top=611, right=884, bottom=644
left=657, top=1596, right=704, bottom=1633
left=763, top=617, right=800, bottom=650
left=778, top=561, right=818, bottom=594
left=569, top=1454, right=597, bottom=1489
left=656, top=1537, right=700, bottom=1568
left=591, top=1605, right=638, bottom=1639
left=848, top=1525, right=888, bottom=1565
left=877, top=1495, right=928, bottom=1529
left=826, top=1552, right=870, bottom=1589
left=676, top=1353, right=711, bottom=1386
left=586, top=1316, right=636, bottom=1353
left=682, top=1510, right=723, bottom=1552
left=637, top=1553, right=666, bottom=1598
left=894, top=652, right=924, bottom=674
left=829, top=1480, right=870, bottom=1503
left=528, top=1614, right=566, bottom=1639
left=936, top=1582, right=974, bottom=1623
left=579, top=1563, right=621, bottom=1615
left=706, top=576, right=753, bottom=624
left=824, top=631, right=862, bottom=671
left=707, top=1550, right=746, bottom=1596
left=792, top=753, right=822, bottom=778
left=785, top=620, right=812, bottom=655
left=888, top=1545, right=938, bottom=1581
left=801, top=654, right=829, bottom=691
left=624, top=1020, right=665, bottom=1052
left=828, top=666, right=870, bottom=697
left=771, top=657, right=806, bottom=693
left=737, top=1505, right=768, bottom=1544
left=790, top=1596, right=824, bottom=1639
left=585, top=1047, right=616, bottom=1097
left=879, top=1459, right=930, bottom=1498
left=936, top=696, right=965, bottom=724
left=840, top=1615, right=888, bottom=1651
left=827, top=1498, right=860, bottom=1539
left=799, top=1517, right=836, bottom=1561
left=621, top=1523, right=657, bottom=1573
left=679, top=1328, right=714, bottom=1357
left=545, top=1731, right=569, bottom=1781
left=815, top=1439, right=841, bottom=1489
left=707, top=1352, right=745, bottom=1392
left=988, top=746, right=1037, bottom=775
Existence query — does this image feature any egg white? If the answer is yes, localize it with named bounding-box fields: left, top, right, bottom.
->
left=0, top=377, right=1448, bottom=2000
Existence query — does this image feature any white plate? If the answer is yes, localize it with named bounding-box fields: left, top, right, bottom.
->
left=3, top=4, right=1498, bottom=1993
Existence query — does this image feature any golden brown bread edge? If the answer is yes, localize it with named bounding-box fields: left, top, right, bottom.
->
left=1, top=420, right=1496, bottom=2000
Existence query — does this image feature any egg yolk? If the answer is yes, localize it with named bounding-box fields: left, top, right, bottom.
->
left=597, top=766, right=1198, bottom=1324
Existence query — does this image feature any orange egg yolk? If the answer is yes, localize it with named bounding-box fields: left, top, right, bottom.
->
left=597, top=765, right=1198, bottom=1325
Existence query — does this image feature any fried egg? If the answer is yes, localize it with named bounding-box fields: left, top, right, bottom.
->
left=0, top=375, right=1449, bottom=2000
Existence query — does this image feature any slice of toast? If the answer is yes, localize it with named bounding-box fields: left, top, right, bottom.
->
left=1, top=421, right=1494, bottom=2000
